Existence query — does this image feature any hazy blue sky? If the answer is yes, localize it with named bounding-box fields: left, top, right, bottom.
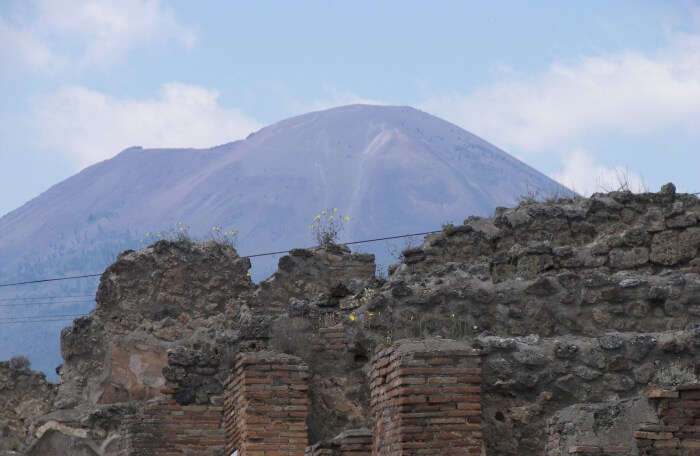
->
left=2, top=0, right=700, bottom=216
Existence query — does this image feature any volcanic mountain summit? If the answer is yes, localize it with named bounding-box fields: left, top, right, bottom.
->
left=0, top=104, right=570, bottom=376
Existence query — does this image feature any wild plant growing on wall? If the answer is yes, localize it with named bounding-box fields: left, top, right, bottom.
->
left=309, top=208, right=350, bottom=246
left=142, top=222, right=238, bottom=248
left=209, top=225, right=238, bottom=248
left=143, top=221, right=193, bottom=245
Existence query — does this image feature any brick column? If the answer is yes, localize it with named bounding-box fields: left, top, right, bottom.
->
left=637, top=384, right=700, bottom=455
left=318, top=324, right=348, bottom=352
left=305, top=428, right=372, bottom=456
left=369, top=339, right=482, bottom=455
left=120, top=397, right=225, bottom=456
left=225, top=351, right=310, bottom=456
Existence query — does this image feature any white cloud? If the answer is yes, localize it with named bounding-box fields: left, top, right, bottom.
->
left=0, top=15, right=55, bottom=70
left=421, top=43, right=700, bottom=153
left=0, top=0, right=195, bottom=73
left=31, top=83, right=261, bottom=168
left=551, top=149, right=647, bottom=196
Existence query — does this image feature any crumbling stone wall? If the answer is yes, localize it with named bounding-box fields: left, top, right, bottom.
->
left=57, top=240, right=254, bottom=409
left=369, top=339, right=482, bottom=455
left=477, top=328, right=699, bottom=454
left=353, top=186, right=700, bottom=455
left=385, top=192, right=700, bottom=342
left=402, top=185, right=699, bottom=278
left=545, top=383, right=700, bottom=455
left=249, top=244, right=376, bottom=314
left=0, top=361, right=56, bottom=454
left=6, top=184, right=700, bottom=456
left=546, top=397, right=658, bottom=455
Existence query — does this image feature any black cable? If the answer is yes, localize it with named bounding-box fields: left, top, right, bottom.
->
left=341, top=230, right=442, bottom=246
left=0, top=316, right=88, bottom=325
left=0, top=313, right=88, bottom=324
left=0, top=273, right=101, bottom=288
left=0, top=230, right=443, bottom=287
left=242, top=230, right=442, bottom=258
left=244, top=249, right=294, bottom=258
left=0, top=299, right=95, bottom=308
left=0, top=313, right=88, bottom=320
left=0, top=295, right=94, bottom=302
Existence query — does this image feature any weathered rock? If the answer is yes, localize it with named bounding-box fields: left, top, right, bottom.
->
left=524, top=276, right=559, bottom=296
left=660, top=182, right=676, bottom=195
left=651, top=230, right=689, bottom=265
left=598, top=333, right=624, bottom=350
left=609, top=247, right=649, bottom=269
left=55, top=240, right=254, bottom=410
left=643, top=207, right=666, bottom=232
left=546, top=398, right=658, bottom=455
left=0, top=361, right=56, bottom=454
left=26, top=430, right=97, bottom=456
left=666, top=212, right=697, bottom=228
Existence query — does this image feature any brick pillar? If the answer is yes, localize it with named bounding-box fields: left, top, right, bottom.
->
left=121, top=397, right=225, bottom=456
left=369, top=339, right=482, bottom=455
left=225, top=351, right=310, bottom=456
left=637, top=383, right=700, bottom=455
left=305, top=428, right=373, bottom=456
left=318, top=324, right=348, bottom=351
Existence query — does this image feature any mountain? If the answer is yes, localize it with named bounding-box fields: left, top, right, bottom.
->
left=0, top=104, right=570, bottom=378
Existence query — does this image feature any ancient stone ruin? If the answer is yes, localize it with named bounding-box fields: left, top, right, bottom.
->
left=0, top=360, right=55, bottom=454
left=2, top=183, right=700, bottom=455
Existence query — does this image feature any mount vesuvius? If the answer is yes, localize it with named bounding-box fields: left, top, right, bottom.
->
left=0, top=104, right=570, bottom=377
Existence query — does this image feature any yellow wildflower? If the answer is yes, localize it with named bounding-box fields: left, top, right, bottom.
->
left=333, top=208, right=338, bottom=212
left=328, top=215, right=334, bottom=221
left=344, top=216, right=350, bottom=222
left=349, top=315, right=355, bottom=322
left=246, top=272, right=251, bottom=278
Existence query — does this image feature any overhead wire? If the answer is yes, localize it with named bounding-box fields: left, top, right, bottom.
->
left=0, top=299, right=95, bottom=308
left=0, top=313, right=88, bottom=320
left=0, top=229, right=444, bottom=287
left=0, top=294, right=94, bottom=302
left=0, top=230, right=442, bottom=323
left=0, top=273, right=101, bottom=288
left=0, top=314, right=88, bottom=325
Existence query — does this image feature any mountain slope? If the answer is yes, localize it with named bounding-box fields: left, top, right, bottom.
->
left=0, top=104, right=570, bottom=377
